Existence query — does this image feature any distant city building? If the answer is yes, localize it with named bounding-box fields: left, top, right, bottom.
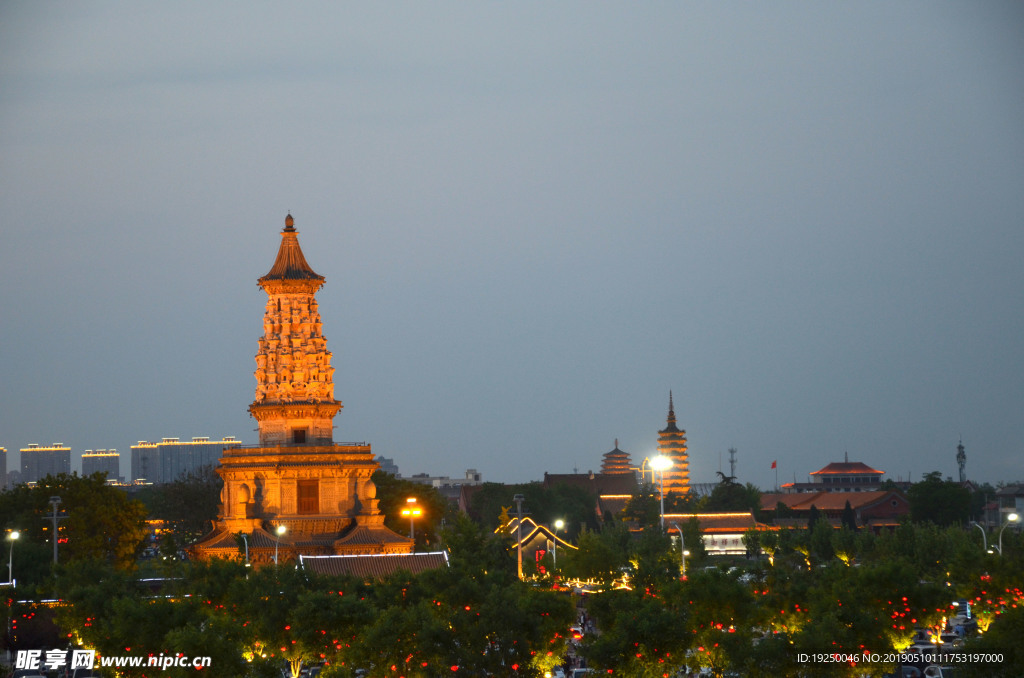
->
left=600, top=440, right=633, bottom=475
left=82, top=450, right=121, bottom=482
left=656, top=392, right=690, bottom=495
left=405, top=469, right=483, bottom=489
left=406, top=469, right=484, bottom=505
left=20, top=443, right=71, bottom=484
left=131, top=437, right=240, bottom=484
left=375, top=456, right=400, bottom=476
left=780, top=457, right=886, bottom=494
left=0, top=448, right=6, bottom=490
left=6, top=470, right=20, bottom=490
left=995, top=483, right=1024, bottom=523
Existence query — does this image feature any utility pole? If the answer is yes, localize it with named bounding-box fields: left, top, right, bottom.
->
left=728, top=448, right=737, bottom=478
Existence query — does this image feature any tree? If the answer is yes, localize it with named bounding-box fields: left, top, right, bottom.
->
left=705, top=478, right=761, bottom=516
left=841, top=500, right=858, bottom=531
left=560, top=524, right=631, bottom=587
left=371, top=470, right=452, bottom=550
left=0, top=474, right=148, bottom=577
left=907, top=471, right=970, bottom=526
left=620, top=484, right=660, bottom=527
left=135, top=465, right=222, bottom=557
left=583, top=582, right=691, bottom=676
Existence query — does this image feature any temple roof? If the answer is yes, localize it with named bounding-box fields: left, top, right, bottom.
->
left=809, top=462, right=884, bottom=476
left=258, top=214, right=325, bottom=284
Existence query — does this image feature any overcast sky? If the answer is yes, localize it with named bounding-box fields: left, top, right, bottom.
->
left=1, top=3, right=1022, bottom=488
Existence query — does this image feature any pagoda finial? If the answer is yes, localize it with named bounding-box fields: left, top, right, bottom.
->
left=667, top=390, right=676, bottom=424
left=284, top=213, right=295, bottom=231
left=614, top=438, right=618, bottom=449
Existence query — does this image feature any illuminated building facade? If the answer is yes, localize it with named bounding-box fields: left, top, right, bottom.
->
left=130, top=437, right=241, bottom=484
left=780, top=459, right=886, bottom=494
left=657, top=392, right=690, bottom=495
left=192, top=215, right=411, bottom=564
left=20, top=443, right=71, bottom=484
left=82, top=450, right=121, bottom=482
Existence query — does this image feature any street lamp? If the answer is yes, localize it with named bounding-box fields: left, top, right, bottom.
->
left=969, top=521, right=987, bottom=552
left=7, top=531, right=19, bottom=587
left=649, top=456, right=673, bottom=530
left=671, top=522, right=689, bottom=579
left=552, top=519, right=565, bottom=569
left=998, top=513, right=1019, bottom=556
left=401, top=497, right=422, bottom=545
left=274, top=525, right=287, bottom=565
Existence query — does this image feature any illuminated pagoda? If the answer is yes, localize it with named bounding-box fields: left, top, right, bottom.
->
left=600, top=439, right=633, bottom=475
left=191, top=215, right=412, bottom=564
left=656, top=392, right=690, bottom=495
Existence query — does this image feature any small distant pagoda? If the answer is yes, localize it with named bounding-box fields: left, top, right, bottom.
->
left=191, top=215, right=411, bottom=564
left=600, top=439, right=633, bottom=475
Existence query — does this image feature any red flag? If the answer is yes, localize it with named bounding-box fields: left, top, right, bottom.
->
left=771, top=460, right=777, bottom=469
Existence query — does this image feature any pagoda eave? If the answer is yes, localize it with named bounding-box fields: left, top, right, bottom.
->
left=249, top=401, right=342, bottom=421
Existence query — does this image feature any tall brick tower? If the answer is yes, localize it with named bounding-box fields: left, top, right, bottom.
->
left=250, top=213, right=340, bottom=445
left=192, top=215, right=411, bottom=564
left=657, top=392, right=690, bottom=495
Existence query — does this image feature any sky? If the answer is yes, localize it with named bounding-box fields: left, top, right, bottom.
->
left=1, top=3, right=1022, bottom=489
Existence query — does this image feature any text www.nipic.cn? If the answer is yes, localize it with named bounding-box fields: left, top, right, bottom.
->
left=16, top=648, right=212, bottom=671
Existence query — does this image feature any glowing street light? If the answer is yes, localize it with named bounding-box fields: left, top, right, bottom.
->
left=671, top=522, right=689, bottom=578
left=649, top=455, right=673, bottom=530
left=401, top=498, right=423, bottom=545
left=552, top=519, right=565, bottom=569
left=7, top=531, right=19, bottom=587
left=274, top=525, right=287, bottom=565
left=998, top=512, right=1019, bottom=556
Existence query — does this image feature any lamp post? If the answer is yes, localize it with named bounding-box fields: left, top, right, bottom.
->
left=46, top=496, right=65, bottom=564
left=274, top=525, right=287, bottom=565
left=553, top=519, right=564, bottom=569
left=969, top=521, right=987, bottom=552
left=7, top=531, right=19, bottom=587
left=998, top=513, right=1019, bottom=556
left=401, top=497, right=422, bottom=546
left=670, top=522, right=689, bottom=579
left=649, top=456, right=673, bottom=530
left=513, top=494, right=525, bottom=580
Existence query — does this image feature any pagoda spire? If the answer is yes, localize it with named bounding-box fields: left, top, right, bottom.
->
left=259, top=214, right=324, bottom=284
left=662, top=391, right=679, bottom=433
left=249, top=215, right=340, bottom=446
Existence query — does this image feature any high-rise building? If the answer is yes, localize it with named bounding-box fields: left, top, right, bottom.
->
left=130, top=437, right=240, bottom=484
left=656, top=392, right=689, bottom=495
left=130, top=441, right=160, bottom=483
left=192, top=214, right=410, bottom=564
left=0, top=448, right=6, bottom=490
left=81, top=450, right=121, bottom=482
left=20, top=443, right=72, bottom=484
